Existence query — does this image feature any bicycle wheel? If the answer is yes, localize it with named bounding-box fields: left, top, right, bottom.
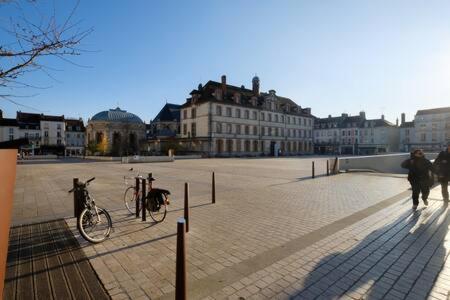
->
left=148, top=193, right=167, bottom=223
left=78, top=207, right=112, bottom=243
left=124, top=186, right=138, bottom=214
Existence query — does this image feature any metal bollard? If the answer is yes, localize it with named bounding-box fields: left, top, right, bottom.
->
left=73, top=178, right=79, bottom=218
left=142, top=178, right=146, bottom=222
left=176, top=218, right=187, bottom=300
left=212, top=172, right=216, bottom=204
left=312, top=161, right=315, bottom=178
left=135, top=177, right=140, bottom=218
left=326, top=160, right=330, bottom=176
left=184, top=183, right=190, bottom=232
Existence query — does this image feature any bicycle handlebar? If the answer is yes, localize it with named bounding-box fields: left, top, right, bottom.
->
left=68, top=177, right=95, bottom=193
left=87, top=177, right=95, bottom=183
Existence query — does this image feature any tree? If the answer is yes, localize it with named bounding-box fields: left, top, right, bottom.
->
left=0, top=0, right=91, bottom=104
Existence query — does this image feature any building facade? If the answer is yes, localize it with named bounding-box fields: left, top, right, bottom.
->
left=65, top=118, right=86, bottom=156
left=410, top=107, right=450, bottom=152
left=40, top=114, right=66, bottom=155
left=179, top=75, right=314, bottom=156
left=0, top=110, right=19, bottom=142
left=314, top=112, right=399, bottom=155
left=86, top=107, right=146, bottom=156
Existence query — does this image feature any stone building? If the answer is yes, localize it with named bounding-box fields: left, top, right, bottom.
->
left=0, top=110, right=19, bottom=142
left=147, top=103, right=181, bottom=153
left=86, top=107, right=146, bottom=156
left=179, top=75, right=314, bottom=156
left=314, top=112, right=399, bottom=155
left=409, top=107, right=450, bottom=151
left=65, top=118, right=86, bottom=156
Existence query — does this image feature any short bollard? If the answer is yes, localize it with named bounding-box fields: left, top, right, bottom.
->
left=135, top=177, right=140, bottom=218
left=312, top=161, right=315, bottom=178
left=326, top=160, right=330, bottom=176
left=73, top=178, right=80, bottom=218
left=184, top=183, right=190, bottom=232
left=333, top=156, right=339, bottom=174
left=212, top=172, right=216, bottom=204
left=142, top=178, right=147, bottom=222
left=176, top=218, right=187, bottom=300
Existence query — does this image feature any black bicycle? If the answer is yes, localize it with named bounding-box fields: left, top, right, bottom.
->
left=69, top=177, right=112, bottom=243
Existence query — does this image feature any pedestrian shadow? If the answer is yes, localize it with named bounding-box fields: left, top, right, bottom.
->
left=293, top=202, right=449, bottom=299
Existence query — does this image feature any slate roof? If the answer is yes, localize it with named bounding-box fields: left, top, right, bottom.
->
left=0, top=118, right=19, bottom=126
left=182, top=79, right=312, bottom=117
left=65, top=119, right=85, bottom=131
left=416, top=107, right=450, bottom=115
left=91, top=107, right=143, bottom=124
left=153, top=103, right=181, bottom=122
left=400, top=121, right=414, bottom=128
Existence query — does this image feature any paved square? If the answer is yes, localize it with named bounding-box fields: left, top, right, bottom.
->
left=11, top=157, right=449, bottom=299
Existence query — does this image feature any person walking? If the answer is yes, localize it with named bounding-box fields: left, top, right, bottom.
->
left=401, top=149, right=433, bottom=210
left=433, top=142, right=450, bottom=203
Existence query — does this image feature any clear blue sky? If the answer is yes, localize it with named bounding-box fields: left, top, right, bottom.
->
left=1, top=0, right=450, bottom=123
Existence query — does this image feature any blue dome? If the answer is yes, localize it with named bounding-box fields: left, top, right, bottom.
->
left=91, top=107, right=143, bottom=124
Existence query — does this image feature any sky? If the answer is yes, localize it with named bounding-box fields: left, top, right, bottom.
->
left=1, top=0, right=450, bottom=124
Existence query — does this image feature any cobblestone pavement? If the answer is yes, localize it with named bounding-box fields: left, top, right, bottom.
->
left=12, top=157, right=421, bottom=299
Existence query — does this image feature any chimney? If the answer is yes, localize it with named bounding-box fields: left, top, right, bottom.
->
left=359, top=111, right=366, bottom=120
left=381, top=114, right=385, bottom=120
left=252, top=75, right=260, bottom=96
left=401, top=113, right=405, bottom=125
left=328, top=115, right=331, bottom=118
left=221, top=75, right=227, bottom=97
left=396, top=118, right=399, bottom=126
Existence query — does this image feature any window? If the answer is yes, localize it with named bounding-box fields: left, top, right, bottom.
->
left=57, top=124, right=61, bottom=130
left=67, top=133, right=70, bottom=138
left=245, top=126, right=249, bottom=135
left=268, top=114, right=272, bottom=122
left=226, top=124, right=232, bottom=133
left=183, top=110, right=188, bottom=119
left=244, top=110, right=249, bottom=119
left=216, top=123, right=222, bottom=133
left=287, top=117, right=290, bottom=124
left=57, top=139, right=61, bottom=145
left=236, top=109, right=241, bottom=118
left=25, top=132, right=28, bottom=138
left=275, top=114, right=279, bottom=123
left=253, top=126, right=257, bottom=135
left=191, top=123, right=196, bottom=137
left=281, top=115, right=284, bottom=123
left=252, top=111, right=257, bottom=120
left=236, top=125, right=241, bottom=134
left=216, top=105, right=222, bottom=116
left=261, top=112, right=265, bottom=121
left=226, top=107, right=232, bottom=117
left=183, top=124, right=187, bottom=135
left=191, top=108, right=196, bottom=119
left=45, top=131, right=49, bottom=137
left=57, top=132, right=61, bottom=138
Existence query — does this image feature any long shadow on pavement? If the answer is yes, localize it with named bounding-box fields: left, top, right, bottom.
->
left=294, top=202, right=449, bottom=299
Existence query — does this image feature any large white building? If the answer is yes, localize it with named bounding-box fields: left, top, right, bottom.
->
left=400, top=107, right=450, bottom=152
left=179, top=75, right=314, bottom=156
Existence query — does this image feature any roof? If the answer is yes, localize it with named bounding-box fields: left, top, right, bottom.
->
left=90, top=107, right=144, bottom=124
left=182, top=78, right=313, bottom=117
left=153, top=103, right=181, bottom=122
left=17, top=112, right=41, bottom=124
left=0, top=118, right=19, bottom=126
left=400, top=121, right=414, bottom=128
left=65, top=119, right=85, bottom=131
left=41, top=115, right=64, bottom=122
left=416, top=107, right=450, bottom=116
left=315, top=114, right=396, bottom=129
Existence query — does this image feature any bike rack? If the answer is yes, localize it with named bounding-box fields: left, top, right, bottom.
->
left=135, top=174, right=153, bottom=222
left=72, top=178, right=87, bottom=229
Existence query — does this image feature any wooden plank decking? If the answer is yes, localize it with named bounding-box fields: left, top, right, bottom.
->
left=3, top=219, right=110, bottom=300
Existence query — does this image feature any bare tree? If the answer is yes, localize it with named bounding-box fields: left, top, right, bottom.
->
left=0, top=0, right=92, bottom=106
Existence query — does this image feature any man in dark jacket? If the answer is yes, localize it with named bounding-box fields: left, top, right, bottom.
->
left=433, top=142, right=450, bottom=203
left=401, top=149, right=433, bottom=210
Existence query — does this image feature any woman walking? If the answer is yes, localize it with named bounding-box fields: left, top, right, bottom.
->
left=433, top=142, right=450, bottom=203
left=401, top=149, right=433, bottom=210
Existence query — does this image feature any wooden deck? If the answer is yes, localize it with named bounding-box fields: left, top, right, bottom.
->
left=3, top=219, right=110, bottom=300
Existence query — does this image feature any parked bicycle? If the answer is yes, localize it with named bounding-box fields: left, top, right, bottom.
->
left=123, top=172, right=170, bottom=222
left=69, top=177, right=112, bottom=243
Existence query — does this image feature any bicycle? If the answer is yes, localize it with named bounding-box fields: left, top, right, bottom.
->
left=69, top=177, right=112, bottom=243
left=123, top=172, right=170, bottom=222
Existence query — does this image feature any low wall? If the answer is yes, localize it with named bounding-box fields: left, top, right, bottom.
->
left=174, top=155, right=202, bottom=160
left=84, top=156, right=122, bottom=161
left=23, top=155, right=57, bottom=160
left=122, top=156, right=174, bottom=163
left=338, top=153, right=439, bottom=174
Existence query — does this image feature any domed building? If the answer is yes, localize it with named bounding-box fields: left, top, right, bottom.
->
left=86, top=107, right=146, bottom=156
